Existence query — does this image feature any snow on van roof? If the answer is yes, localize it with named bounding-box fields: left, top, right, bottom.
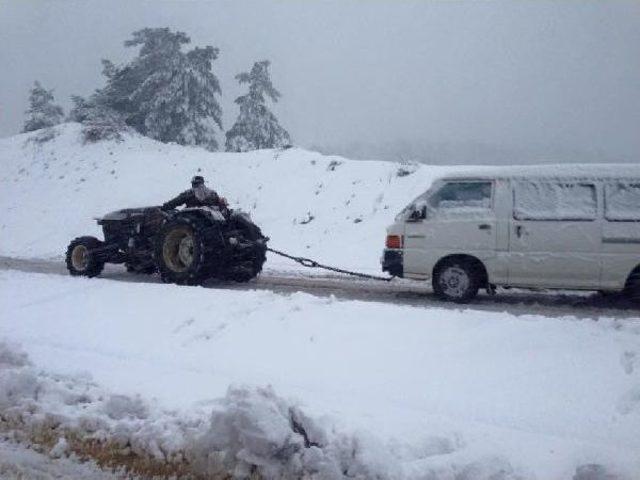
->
left=440, top=163, right=640, bottom=181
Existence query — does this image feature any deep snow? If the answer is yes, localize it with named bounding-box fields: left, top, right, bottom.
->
left=1, top=271, right=639, bottom=479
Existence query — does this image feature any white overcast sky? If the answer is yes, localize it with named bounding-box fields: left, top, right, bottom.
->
left=0, top=0, right=639, bottom=161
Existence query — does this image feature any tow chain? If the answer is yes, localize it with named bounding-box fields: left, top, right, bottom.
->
left=267, top=247, right=393, bottom=282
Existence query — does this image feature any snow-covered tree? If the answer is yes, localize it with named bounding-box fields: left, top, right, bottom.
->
left=94, top=28, right=223, bottom=150
left=22, top=81, right=64, bottom=132
left=68, top=94, right=128, bottom=143
left=67, top=95, right=92, bottom=123
left=133, top=45, right=223, bottom=150
left=105, top=28, right=190, bottom=133
left=225, top=60, right=290, bottom=152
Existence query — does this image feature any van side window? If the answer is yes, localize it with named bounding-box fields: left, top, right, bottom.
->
left=514, top=182, right=597, bottom=221
left=605, top=183, right=640, bottom=221
left=430, top=182, right=492, bottom=210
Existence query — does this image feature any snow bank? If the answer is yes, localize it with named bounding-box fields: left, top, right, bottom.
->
left=0, top=341, right=407, bottom=478
left=190, top=385, right=404, bottom=479
left=0, top=341, right=552, bottom=480
left=0, top=123, right=451, bottom=273
left=2, top=271, right=639, bottom=479
left=0, top=437, right=128, bottom=480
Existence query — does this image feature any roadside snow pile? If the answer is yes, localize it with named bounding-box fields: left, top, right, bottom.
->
left=0, top=339, right=633, bottom=480
left=0, top=341, right=406, bottom=479
left=0, top=437, right=129, bottom=480
left=0, top=340, right=438, bottom=479
left=190, top=386, right=403, bottom=479
left=0, top=123, right=450, bottom=273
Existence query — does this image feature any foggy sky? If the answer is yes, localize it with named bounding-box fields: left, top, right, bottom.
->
left=1, top=0, right=639, bottom=163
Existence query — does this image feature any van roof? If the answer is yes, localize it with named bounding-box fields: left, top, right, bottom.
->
left=440, top=163, right=640, bottom=181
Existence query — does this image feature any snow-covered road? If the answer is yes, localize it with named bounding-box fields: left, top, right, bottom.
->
left=1, top=270, right=639, bottom=479
left=2, top=255, right=638, bottom=321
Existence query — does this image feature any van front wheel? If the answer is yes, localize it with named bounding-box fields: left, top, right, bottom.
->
left=433, top=260, right=480, bottom=303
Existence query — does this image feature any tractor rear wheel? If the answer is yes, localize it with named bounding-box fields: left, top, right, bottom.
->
left=155, top=216, right=220, bottom=285
left=225, top=216, right=267, bottom=282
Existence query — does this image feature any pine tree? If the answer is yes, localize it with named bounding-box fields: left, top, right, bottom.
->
left=23, top=81, right=64, bottom=132
left=94, top=28, right=223, bottom=150
left=133, top=45, right=223, bottom=150
left=225, top=60, right=290, bottom=152
left=67, top=95, right=92, bottom=123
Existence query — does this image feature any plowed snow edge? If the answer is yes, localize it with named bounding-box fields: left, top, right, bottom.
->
left=0, top=341, right=407, bottom=480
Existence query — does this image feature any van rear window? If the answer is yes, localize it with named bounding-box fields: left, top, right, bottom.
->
left=514, top=182, right=597, bottom=221
left=605, top=183, right=640, bottom=221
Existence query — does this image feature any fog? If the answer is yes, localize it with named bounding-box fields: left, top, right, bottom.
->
left=1, top=0, right=639, bottom=164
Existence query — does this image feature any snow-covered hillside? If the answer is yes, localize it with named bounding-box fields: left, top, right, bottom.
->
left=0, top=123, right=450, bottom=273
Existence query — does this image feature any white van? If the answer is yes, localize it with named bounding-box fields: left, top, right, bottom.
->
left=382, top=164, right=640, bottom=302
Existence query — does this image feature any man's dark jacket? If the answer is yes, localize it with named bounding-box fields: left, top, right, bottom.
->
left=161, top=187, right=221, bottom=210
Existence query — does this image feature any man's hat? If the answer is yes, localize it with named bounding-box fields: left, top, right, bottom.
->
left=191, top=175, right=205, bottom=186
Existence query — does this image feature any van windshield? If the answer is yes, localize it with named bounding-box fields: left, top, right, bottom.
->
left=396, top=180, right=494, bottom=221
left=430, top=181, right=492, bottom=210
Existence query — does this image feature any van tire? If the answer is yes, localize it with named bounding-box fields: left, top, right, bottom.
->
left=625, top=270, right=640, bottom=304
left=433, top=259, right=480, bottom=303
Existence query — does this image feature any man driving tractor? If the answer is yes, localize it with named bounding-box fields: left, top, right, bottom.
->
left=161, top=175, right=227, bottom=211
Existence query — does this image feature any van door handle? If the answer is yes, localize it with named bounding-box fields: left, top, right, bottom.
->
left=515, top=225, right=523, bottom=238
left=478, top=224, right=491, bottom=230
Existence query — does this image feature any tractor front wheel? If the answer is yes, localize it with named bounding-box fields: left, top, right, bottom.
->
left=65, top=236, right=105, bottom=278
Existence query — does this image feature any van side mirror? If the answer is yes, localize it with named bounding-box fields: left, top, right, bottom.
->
left=407, top=205, right=427, bottom=222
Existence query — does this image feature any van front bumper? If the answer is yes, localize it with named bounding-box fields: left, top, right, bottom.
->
left=381, top=249, right=403, bottom=278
